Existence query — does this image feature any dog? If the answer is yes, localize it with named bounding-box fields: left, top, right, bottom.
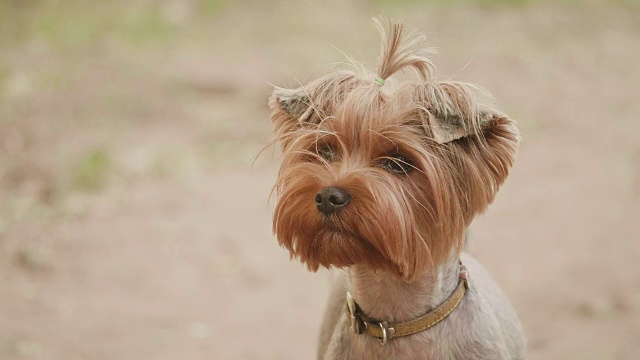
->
left=268, top=18, right=526, bottom=359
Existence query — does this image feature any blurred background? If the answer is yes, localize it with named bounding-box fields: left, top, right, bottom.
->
left=1, top=0, right=639, bottom=359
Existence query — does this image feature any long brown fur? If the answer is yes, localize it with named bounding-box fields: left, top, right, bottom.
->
left=269, top=17, right=519, bottom=281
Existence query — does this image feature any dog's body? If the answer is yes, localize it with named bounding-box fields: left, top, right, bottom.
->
left=318, top=253, right=525, bottom=359
left=268, top=18, right=525, bottom=359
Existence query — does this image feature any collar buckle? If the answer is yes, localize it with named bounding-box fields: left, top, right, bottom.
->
left=377, top=321, right=396, bottom=345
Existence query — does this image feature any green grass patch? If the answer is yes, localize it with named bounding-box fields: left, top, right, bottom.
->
left=0, top=1, right=176, bottom=51
left=72, top=148, right=111, bottom=191
left=119, top=7, right=174, bottom=46
left=370, top=0, right=533, bottom=7
left=31, top=4, right=117, bottom=49
left=0, top=64, right=7, bottom=104
left=201, top=0, right=228, bottom=16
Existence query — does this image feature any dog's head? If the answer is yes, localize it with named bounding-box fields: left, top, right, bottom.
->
left=269, top=18, right=519, bottom=280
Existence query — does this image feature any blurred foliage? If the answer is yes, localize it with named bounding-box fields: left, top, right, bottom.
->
left=72, top=148, right=111, bottom=191
left=369, top=0, right=640, bottom=7
left=0, top=64, right=7, bottom=103
left=0, top=0, right=229, bottom=50
left=2, top=2, right=167, bottom=49
left=1, top=0, right=638, bottom=53
left=201, top=0, right=226, bottom=15
left=371, top=0, right=532, bottom=7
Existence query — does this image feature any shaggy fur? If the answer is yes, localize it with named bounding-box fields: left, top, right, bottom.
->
left=268, top=17, right=525, bottom=359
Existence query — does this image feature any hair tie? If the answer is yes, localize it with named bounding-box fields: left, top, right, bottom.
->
left=374, top=77, right=385, bottom=86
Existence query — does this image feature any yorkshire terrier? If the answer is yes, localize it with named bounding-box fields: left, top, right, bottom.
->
left=268, top=18, right=526, bottom=360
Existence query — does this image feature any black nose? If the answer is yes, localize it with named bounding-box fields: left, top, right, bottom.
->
left=315, top=187, right=351, bottom=216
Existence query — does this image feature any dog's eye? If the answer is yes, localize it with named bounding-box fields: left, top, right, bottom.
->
left=317, top=144, right=337, bottom=162
left=379, top=153, right=414, bottom=175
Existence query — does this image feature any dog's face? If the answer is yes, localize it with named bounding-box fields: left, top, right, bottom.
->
left=269, top=74, right=519, bottom=280
left=269, top=21, right=519, bottom=280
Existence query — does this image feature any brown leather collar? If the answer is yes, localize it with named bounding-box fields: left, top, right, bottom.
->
left=346, top=262, right=469, bottom=345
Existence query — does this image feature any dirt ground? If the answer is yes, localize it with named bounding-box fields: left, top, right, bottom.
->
left=1, top=1, right=639, bottom=359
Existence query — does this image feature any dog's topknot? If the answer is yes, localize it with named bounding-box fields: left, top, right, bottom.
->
left=373, top=17, right=437, bottom=82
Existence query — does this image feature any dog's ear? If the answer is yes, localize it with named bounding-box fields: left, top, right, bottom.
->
left=268, top=86, right=316, bottom=150
left=426, top=106, right=501, bottom=144
left=415, top=82, right=508, bottom=144
left=269, top=73, right=363, bottom=144
left=269, top=87, right=314, bottom=124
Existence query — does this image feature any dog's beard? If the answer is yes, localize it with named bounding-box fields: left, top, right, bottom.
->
left=306, top=228, right=371, bottom=268
left=273, top=163, right=428, bottom=278
left=277, top=208, right=394, bottom=273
